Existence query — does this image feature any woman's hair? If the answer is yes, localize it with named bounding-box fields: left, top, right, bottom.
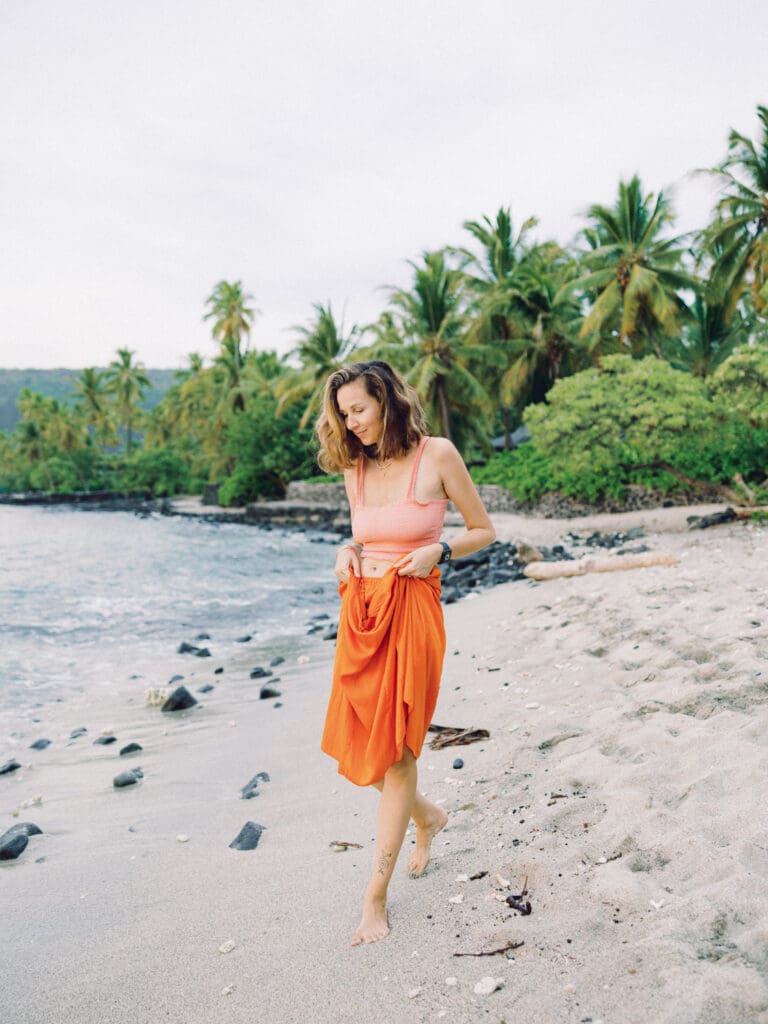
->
left=315, top=360, right=428, bottom=472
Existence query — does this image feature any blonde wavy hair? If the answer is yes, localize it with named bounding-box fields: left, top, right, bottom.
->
left=315, top=361, right=428, bottom=473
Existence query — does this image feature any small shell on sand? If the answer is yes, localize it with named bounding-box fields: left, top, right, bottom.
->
left=176, top=834, right=190, bottom=843
left=495, top=874, right=511, bottom=888
left=408, top=988, right=421, bottom=999
left=446, top=977, right=458, bottom=987
left=218, top=940, right=236, bottom=954
left=474, top=977, right=504, bottom=995
left=297, top=655, right=310, bottom=664
left=448, top=894, right=464, bottom=904
left=221, top=986, right=234, bottom=996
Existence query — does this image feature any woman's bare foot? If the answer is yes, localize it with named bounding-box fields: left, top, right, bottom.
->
left=407, top=808, right=448, bottom=877
left=351, top=894, right=390, bottom=946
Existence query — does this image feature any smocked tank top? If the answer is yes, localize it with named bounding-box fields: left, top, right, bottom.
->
left=352, top=437, right=449, bottom=561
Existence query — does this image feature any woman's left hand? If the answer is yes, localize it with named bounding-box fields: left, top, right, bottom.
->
left=393, top=543, right=443, bottom=578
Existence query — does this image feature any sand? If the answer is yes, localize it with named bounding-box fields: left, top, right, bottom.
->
left=2, top=504, right=768, bottom=1024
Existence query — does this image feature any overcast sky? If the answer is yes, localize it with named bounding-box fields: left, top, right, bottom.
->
left=2, top=0, right=766, bottom=369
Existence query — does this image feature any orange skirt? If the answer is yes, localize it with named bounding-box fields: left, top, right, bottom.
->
left=321, top=567, right=446, bottom=787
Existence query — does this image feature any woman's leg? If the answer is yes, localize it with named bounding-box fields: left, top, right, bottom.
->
left=351, top=748, right=418, bottom=946
left=371, top=774, right=448, bottom=877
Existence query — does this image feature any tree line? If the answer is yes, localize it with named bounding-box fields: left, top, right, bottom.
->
left=2, top=104, right=767, bottom=504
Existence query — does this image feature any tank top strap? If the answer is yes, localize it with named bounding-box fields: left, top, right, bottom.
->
left=355, top=456, right=365, bottom=506
left=406, top=436, right=429, bottom=500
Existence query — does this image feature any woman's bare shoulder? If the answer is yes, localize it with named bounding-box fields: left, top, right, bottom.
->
left=426, top=436, right=462, bottom=464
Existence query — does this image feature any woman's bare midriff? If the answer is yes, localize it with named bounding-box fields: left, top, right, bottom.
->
left=360, top=557, right=396, bottom=578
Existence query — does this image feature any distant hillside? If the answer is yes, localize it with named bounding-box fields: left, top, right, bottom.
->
left=0, top=368, right=179, bottom=432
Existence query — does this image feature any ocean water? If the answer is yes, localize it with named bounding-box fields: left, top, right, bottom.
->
left=0, top=506, right=340, bottom=713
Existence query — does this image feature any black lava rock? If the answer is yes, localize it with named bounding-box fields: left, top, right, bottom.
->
left=687, top=508, right=738, bottom=530
left=236, top=634, right=253, bottom=643
left=167, top=674, right=184, bottom=685
left=94, top=736, right=117, bottom=746
left=322, top=626, right=338, bottom=641
left=241, top=771, right=271, bottom=799
left=439, top=542, right=530, bottom=602
left=249, top=666, right=273, bottom=679
left=452, top=758, right=465, bottom=769
left=0, top=832, right=28, bottom=860
left=259, top=684, right=282, bottom=700
left=120, top=742, right=143, bottom=756
left=195, top=633, right=211, bottom=641
left=161, top=686, right=199, bottom=712
left=229, top=821, right=265, bottom=850
left=113, top=767, right=144, bottom=788
left=270, top=656, right=285, bottom=667
left=69, top=727, right=88, bottom=739
left=177, top=642, right=211, bottom=657
left=29, top=739, right=51, bottom=750
left=3, top=821, right=42, bottom=840
left=0, top=759, right=22, bottom=776
left=197, top=684, right=215, bottom=694
left=214, top=666, right=224, bottom=674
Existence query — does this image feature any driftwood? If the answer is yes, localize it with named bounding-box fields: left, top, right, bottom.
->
left=427, top=726, right=490, bottom=749
left=524, top=551, right=679, bottom=581
left=453, top=940, right=524, bottom=958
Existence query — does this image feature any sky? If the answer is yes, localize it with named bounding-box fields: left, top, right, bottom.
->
left=1, top=0, right=767, bottom=369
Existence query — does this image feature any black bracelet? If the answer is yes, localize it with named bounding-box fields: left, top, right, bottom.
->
left=438, top=541, right=452, bottom=564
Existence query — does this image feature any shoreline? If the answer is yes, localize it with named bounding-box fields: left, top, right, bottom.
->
left=3, top=511, right=768, bottom=1021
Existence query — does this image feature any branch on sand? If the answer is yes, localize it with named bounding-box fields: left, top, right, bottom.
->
left=524, top=551, right=679, bottom=580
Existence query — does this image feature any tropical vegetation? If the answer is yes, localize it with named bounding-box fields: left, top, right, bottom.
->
left=2, top=104, right=768, bottom=507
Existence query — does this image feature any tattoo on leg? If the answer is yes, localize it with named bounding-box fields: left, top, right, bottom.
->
left=377, top=851, right=393, bottom=876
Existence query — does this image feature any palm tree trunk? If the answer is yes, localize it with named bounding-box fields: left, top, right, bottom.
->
left=437, top=379, right=452, bottom=441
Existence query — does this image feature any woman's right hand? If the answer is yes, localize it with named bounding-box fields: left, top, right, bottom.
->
left=334, top=544, right=361, bottom=582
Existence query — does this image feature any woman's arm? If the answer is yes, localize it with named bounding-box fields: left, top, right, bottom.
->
left=335, top=466, right=362, bottom=580
left=395, top=439, right=495, bottom=577
left=435, top=437, right=496, bottom=559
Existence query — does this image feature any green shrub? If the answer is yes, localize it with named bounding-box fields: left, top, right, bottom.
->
left=710, top=345, right=768, bottom=427
left=522, top=355, right=733, bottom=499
left=114, top=449, right=192, bottom=497
left=471, top=446, right=559, bottom=502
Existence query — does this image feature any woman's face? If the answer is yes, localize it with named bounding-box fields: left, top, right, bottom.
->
left=336, top=379, right=384, bottom=447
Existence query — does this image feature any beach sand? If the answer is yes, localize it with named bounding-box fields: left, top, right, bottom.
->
left=2, top=505, right=767, bottom=1024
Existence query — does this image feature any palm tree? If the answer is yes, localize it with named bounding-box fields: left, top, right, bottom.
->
left=105, top=348, right=151, bottom=452
left=276, top=302, right=360, bottom=427
left=667, top=271, right=747, bottom=378
left=573, top=176, right=695, bottom=357
left=704, top=104, right=768, bottom=317
left=72, top=367, right=115, bottom=444
left=203, top=280, right=258, bottom=378
left=377, top=250, right=494, bottom=448
left=495, top=251, right=587, bottom=410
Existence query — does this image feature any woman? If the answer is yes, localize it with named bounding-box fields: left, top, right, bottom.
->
left=315, top=360, right=495, bottom=946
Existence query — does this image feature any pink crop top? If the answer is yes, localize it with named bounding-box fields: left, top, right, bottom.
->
left=352, top=437, right=449, bottom=561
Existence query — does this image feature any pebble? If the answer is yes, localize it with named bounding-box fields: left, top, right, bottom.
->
left=297, top=655, right=310, bottom=664
left=161, top=686, right=198, bottom=712
left=229, top=821, right=265, bottom=851
left=176, top=834, right=190, bottom=843
left=113, top=767, right=143, bottom=788
left=445, top=977, right=458, bottom=987
left=495, top=874, right=511, bottom=888
left=0, top=759, right=21, bottom=775
left=564, top=983, right=576, bottom=994
left=218, top=940, right=236, bottom=954
left=29, top=739, right=51, bottom=750
left=408, top=988, right=421, bottom=999
left=452, top=758, right=464, bottom=769
left=221, top=986, right=234, bottom=996
left=526, top=702, right=541, bottom=709
left=474, top=976, right=504, bottom=995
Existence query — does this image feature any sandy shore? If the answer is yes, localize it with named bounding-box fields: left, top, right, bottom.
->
left=3, top=506, right=768, bottom=1024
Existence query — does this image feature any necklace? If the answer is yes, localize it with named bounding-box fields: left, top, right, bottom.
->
left=375, top=457, right=393, bottom=474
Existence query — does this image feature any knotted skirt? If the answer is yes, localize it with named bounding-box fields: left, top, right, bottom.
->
left=321, top=567, right=446, bottom=787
